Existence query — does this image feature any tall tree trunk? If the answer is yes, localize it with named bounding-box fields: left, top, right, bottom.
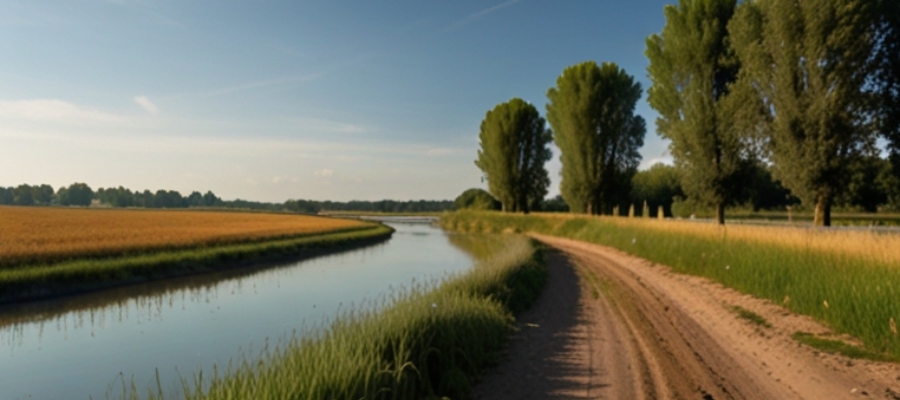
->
left=716, top=202, right=725, bottom=225
left=814, top=192, right=832, bottom=227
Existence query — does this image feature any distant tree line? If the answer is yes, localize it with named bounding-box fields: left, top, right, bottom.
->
left=470, top=0, right=900, bottom=226
left=284, top=199, right=454, bottom=214
left=0, top=183, right=227, bottom=209
left=0, top=182, right=455, bottom=213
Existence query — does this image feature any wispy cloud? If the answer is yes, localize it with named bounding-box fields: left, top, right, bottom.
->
left=103, top=0, right=183, bottom=27
left=439, top=0, right=523, bottom=34
left=0, top=99, right=125, bottom=123
left=133, top=95, right=159, bottom=114
left=200, top=74, right=323, bottom=97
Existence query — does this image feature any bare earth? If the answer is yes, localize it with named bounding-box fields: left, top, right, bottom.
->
left=473, top=234, right=900, bottom=400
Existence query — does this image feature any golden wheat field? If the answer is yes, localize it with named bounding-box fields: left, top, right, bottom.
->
left=0, top=206, right=368, bottom=267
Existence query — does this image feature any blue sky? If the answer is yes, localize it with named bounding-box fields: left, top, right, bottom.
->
left=0, top=0, right=674, bottom=202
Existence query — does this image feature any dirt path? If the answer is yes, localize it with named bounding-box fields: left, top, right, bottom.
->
left=473, top=235, right=900, bottom=399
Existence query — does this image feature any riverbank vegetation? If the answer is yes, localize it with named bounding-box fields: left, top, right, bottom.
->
left=442, top=211, right=900, bottom=359
left=113, top=234, right=545, bottom=400
left=0, top=207, right=393, bottom=304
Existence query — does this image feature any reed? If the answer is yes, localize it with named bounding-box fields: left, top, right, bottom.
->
left=441, top=211, right=900, bottom=359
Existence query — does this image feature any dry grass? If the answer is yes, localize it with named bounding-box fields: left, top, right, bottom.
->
left=535, top=213, right=900, bottom=267
left=0, top=206, right=366, bottom=267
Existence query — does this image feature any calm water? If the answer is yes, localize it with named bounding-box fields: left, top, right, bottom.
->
left=0, top=222, right=472, bottom=400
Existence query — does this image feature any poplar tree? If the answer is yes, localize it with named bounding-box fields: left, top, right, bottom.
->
left=729, top=0, right=878, bottom=226
left=646, top=0, right=752, bottom=225
left=872, top=0, right=900, bottom=182
left=475, top=98, right=552, bottom=213
left=546, top=61, right=645, bottom=215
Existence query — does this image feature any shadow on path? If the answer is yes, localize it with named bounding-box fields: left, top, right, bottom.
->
left=473, top=250, right=597, bottom=399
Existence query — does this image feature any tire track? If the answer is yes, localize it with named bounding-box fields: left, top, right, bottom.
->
left=474, top=234, right=900, bottom=399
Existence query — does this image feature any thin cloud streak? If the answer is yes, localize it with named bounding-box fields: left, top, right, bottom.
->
left=438, top=0, right=522, bottom=35
left=133, top=96, right=159, bottom=114
left=197, top=74, right=323, bottom=98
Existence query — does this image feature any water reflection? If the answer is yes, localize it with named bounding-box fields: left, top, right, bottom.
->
left=0, top=222, right=472, bottom=400
left=0, top=239, right=391, bottom=348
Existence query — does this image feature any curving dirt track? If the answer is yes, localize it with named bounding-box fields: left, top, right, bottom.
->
left=473, top=235, right=900, bottom=399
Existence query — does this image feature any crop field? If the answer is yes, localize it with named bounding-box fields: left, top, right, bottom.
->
left=0, top=206, right=367, bottom=268
left=442, top=211, right=900, bottom=359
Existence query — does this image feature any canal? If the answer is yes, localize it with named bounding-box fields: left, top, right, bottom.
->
left=0, top=222, right=471, bottom=399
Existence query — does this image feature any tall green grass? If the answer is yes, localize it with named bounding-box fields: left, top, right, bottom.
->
left=113, top=235, right=546, bottom=400
left=441, top=211, right=900, bottom=360
left=0, top=225, right=394, bottom=305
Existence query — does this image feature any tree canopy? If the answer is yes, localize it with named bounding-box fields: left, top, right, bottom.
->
left=546, top=61, right=645, bottom=215
left=646, top=0, right=754, bottom=225
left=475, top=98, right=552, bottom=213
left=630, top=163, right=683, bottom=218
left=729, top=0, right=880, bottom=226
left=59, top=183, right=94, bottom=206
left=454, top=188, right=501, bottom=211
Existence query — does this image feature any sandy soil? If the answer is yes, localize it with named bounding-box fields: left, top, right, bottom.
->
left=473, top=235, right=900, bottom=399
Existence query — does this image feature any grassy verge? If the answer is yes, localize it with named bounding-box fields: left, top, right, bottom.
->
left=792, top=332, right=897, bottom=362
left=0, top=224, right=394, bottom=305
left=731, top=306, right=772, bottom=328
left=441, top=211, right=900, bottom=361
left=114, top=235, right=546, bottom=400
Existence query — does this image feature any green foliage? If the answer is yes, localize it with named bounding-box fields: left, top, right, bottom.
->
left=58, top=182, right=94, bottom=206
left=881, top=154, right=900, bottom=211
left=454, top=188, right=501, bottom=211
left=630, top=163, right=683, bottom=217
left=729, top=0, right=880, bottom=226
left=546, top=61, right=645, bottom=215
left=0, top=187, right=12, bottom=204
left=872, top=0, right=900, bottom=167
left=541, top=194, right=569, bottom=213
left=792, top=332, right=897, bottom=362
left=13, top=184, right=35, bottom=206
left=732, top=306, right=771, bottom=328
left=744, top=161, right=798, bottom=211
left=475, top=98, right=552, bottom=213
left=837, top=156, right=892, bottom=212
left=646, top=0, right=754, bottom=225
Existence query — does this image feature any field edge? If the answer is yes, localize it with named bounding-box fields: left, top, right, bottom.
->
left=0, top=224, right=394, bottom=306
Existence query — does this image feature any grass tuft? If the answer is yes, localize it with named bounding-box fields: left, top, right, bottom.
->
left=732, top=306, right=772, bottom=328
left=792, top=332, right=896, bottom=362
